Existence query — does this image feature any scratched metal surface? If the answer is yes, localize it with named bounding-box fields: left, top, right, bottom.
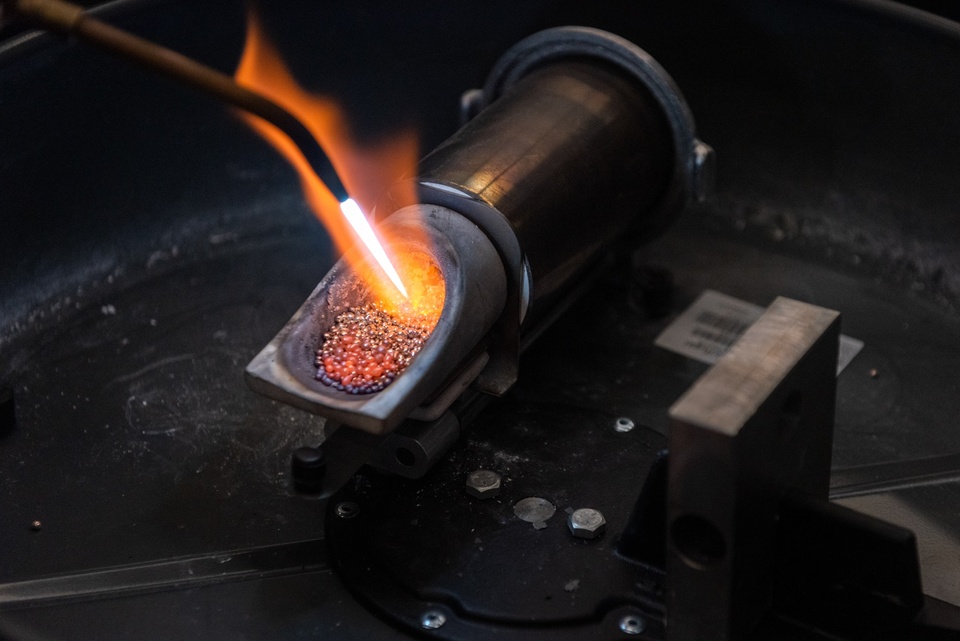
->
left=0, top=213, right=331, bottom=581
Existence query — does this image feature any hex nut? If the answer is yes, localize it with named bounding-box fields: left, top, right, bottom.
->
left=568, top=508, right=606, bottom=539
left=466, top=469, right=501, bottom=499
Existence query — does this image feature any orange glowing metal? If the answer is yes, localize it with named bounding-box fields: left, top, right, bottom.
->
left=234, top=12, right=433, bottom=308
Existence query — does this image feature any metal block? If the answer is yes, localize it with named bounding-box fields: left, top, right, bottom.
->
left=666, top=297, right=840, bottom=641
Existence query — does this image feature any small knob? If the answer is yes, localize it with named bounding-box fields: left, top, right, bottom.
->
left=291, top=446, right=326, bottom=494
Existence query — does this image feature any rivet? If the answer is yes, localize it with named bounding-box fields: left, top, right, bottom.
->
left=335, top=502, right=359, bottom=519
left=421, top=610, right=446, bottom=630
left=619, top=614, right=646, bottom=635
left=514, top=497, right=556, bottom=524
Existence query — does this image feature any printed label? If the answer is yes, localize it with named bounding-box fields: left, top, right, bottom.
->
left=654, top=290, right=863, bottom=375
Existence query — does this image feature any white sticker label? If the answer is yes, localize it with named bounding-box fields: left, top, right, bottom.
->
left=654, top=290, right=863, bottom=375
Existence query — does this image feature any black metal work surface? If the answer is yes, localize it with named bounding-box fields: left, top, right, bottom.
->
left=0, top=218, right=331, bottom=582
left=3, top=0, right=960, bottom=639
left=1, top=569, right=409, bottom=641
left=7, top=214, right=960, bottom=639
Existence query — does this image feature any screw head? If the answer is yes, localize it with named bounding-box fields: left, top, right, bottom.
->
left=420, top=610, right=446, bottom=630
left=568, top=508, right=606, bottom=539
left=335, top=502, right=359, bottom=519
left=614, top=417, right=635, bottom=433
left=619, top=614, right=646, bottom=635
left=30, top=520, right=42, bottom=531
left=466, top=469, right=501, bottom=499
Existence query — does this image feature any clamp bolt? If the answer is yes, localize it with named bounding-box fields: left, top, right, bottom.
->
left=466, top=469, right=501, bottom=499
left=568, top=508, right=607, bottom=539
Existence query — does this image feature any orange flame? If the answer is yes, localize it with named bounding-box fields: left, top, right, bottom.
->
left=234, top=11, right=442, bottom=323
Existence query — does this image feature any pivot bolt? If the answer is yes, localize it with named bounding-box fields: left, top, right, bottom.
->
left=568, top=508, right=606, bottom=539
left=466, top=469, right=501, bottom=499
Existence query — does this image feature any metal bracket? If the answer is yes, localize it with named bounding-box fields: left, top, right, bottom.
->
left=666, top=297, right=841, bottom=641
left=367, top=411, right=461, bottom=479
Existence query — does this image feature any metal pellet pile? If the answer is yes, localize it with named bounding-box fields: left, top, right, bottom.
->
left=315, top=303, right=432, bottom=394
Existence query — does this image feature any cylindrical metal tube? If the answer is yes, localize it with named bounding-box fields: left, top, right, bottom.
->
left=369, top=412, right=461, bottom=479
left=419, top=59, right=673, bottom=325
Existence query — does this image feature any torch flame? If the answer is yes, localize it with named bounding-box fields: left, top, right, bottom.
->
left=340, top=197, right=408, bottom=298
left=235, top=11, right=439, bottom=315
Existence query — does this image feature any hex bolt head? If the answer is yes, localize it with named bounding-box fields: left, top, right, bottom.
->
left=466, top=469, right=501, bottom=499
left=568, top=508, right=607, bottom=539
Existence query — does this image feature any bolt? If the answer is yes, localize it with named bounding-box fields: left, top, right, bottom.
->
left=693, top=140, right=716, bottom=203
left=614, top=417, right=635, bottom=433
left=619, top=614, right=646, bottom=635
left=30, top=520, right=42, bottom=531
left=869, top=368, right=880, bottom=379
left=420, top=610, right=446, bottom=630
left=568, top=508, right=606, bottom=539
left=459, top=88, right=485, bottom=125
left=335, top=501, right=359, bottom=519
left=466, top=469, right=501, bottom=499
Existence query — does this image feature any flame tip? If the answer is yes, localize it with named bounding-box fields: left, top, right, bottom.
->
left=339, top=198, right=409, bottom=300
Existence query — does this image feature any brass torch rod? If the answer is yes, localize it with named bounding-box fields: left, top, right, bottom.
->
left=5, top=0, right=351, bottom=201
